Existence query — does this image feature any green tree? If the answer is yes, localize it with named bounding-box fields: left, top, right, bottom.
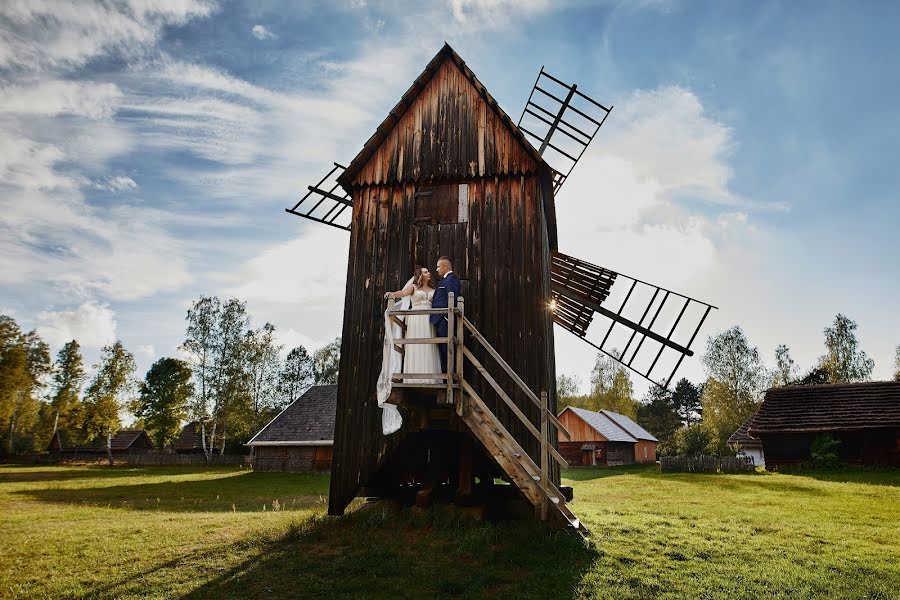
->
left=672, top=423, right=713, bottom=457
left=817, top=314, right=874, bottom=383
left=279, top=345, right=314, bottom=404
left=701, top=326, right=767, bottom=454
left=671, top=378, right=702, bottom=426
left=245, top=323, right=283, bottom=431
left=772, top=344, right=797, bottom=387
left=313, top=338, right=341, bottom=385
left=588, top=353, right=637, bottom=418
left=555, top=373, right=584, bottom=410
left=82, top=341, right=137, bottom=464
left=48, top=340, right=86, bottom=442
left=135, top=358, right=193, bottom=450
left=181, top=296, right=251, bottom=460
left=893, top=345, right=899, bottom=382
left=637, top=385, right=681, bottom=454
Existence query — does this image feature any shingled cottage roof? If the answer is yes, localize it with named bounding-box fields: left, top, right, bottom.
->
left=601, top=410, right=659, bottom=442
left=747, top=381, right=900, bottom=436
left=247, top=385, right=337, bottom=446
left=727, top=414, right=762, bottom=448
left=563, top=406, right=639, bottom=442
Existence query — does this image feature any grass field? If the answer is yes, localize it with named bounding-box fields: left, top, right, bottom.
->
left=1, top=464, right=898, bottom=599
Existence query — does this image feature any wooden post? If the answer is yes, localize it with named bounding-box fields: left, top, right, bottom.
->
left=446, top=292, right=455, bottom=406
left=540, top=390, right=549, bottom=521
left=455, top=297, right=465, bottom=416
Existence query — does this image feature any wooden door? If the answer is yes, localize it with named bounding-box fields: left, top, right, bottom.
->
left=413, top=223, right=468, bottom=295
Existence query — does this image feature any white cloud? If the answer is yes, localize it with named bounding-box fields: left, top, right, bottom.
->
left=0, top=80, right=122, bottom=119
left=94, top=175, right=138, bottom=192
left=447, top=0, right=554, bottom=27
left=37, top=301, right=117, bottom=349
left=0, top=0, right=214, bottom=71
left=251, top=24, right=276, bottom=40
left=135, top=344, right=156, bottom=359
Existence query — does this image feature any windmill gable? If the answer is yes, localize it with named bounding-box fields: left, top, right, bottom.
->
left=340, top=44, right=547, bottom=188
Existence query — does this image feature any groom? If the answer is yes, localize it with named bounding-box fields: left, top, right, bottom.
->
left=431, top=256, right=460, bottom=375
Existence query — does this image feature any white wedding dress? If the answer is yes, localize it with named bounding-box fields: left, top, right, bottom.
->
left=403, top=288, right=442, bottom=384
left=375, top=284, right=441, bottom=435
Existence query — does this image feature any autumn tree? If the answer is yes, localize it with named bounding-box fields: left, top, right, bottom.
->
left=817, top=314, right=874, bottom=383
left=555, top=373, right=585, bottom=410
left=48, top=340, right=86, bottom=441
left=279, top=345, right=314, bottom=404
left=701, top=327, right=767, bottom=454
left=313, top=337, right=341, bottom=384
left=82, top=341, right=137, bottom=464
left=589, top=353, right=637, bottom=419
left=772, top=344, right=797, bottom=387
left=0, top=318, right=51, bottom=454
left=134, top=357, right=193, bottom=450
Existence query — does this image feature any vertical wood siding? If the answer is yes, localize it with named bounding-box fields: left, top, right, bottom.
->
left=351, top=58, right=540, bottom=187
left=329, top=174, right=558, bottom=515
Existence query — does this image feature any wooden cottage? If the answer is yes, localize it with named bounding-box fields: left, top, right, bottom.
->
left=174, top=422, right=212, bottom=454
left=327, top=44, right=583, bottom=531
left=48, top=429, right=154, bottom=455
left=247, top=385, right=336, bottom=472
left=748, top=382, right=900, bottom=468
left=557, top=407, right=658, bottom=466
left=728, top=415, right=765, bottom=467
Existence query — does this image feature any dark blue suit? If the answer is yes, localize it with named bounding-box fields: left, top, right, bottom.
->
left=431, top=272, right=461, bottom=373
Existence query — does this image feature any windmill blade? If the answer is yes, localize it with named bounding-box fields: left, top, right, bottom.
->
left=551, top=251, right=717, bottom=389
left=285, top=163, right=353, bottom=232
left=518, top=68, right=612, bottom=195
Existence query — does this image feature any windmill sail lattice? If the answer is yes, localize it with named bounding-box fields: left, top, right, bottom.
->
left=517, top=68, right=612, bottom=195
left=551, top=251, right=716, bottom=389
left=285, top=163, right=353, bottom=231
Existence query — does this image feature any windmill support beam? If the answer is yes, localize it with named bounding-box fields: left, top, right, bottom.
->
left=551, top=282, right=694, bottom=357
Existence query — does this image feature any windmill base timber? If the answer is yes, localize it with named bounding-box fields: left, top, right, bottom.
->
left=286, top=43, right=716, bottom=534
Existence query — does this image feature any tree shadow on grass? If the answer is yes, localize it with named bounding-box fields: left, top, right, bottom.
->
left=775, top=467, right=900, bottom=488
left=11, top=470, right=331, bottom=512
left=0, top=464, right=174, bottom=484
left=561, top=464, right=659, bottom=482
left=177, top=506, right=601, bottom=600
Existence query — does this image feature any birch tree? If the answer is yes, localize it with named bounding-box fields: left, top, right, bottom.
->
left=772, top=344, right=797, bottom=387
left=83, top=341, right=136, bottom=464
left=817, top=314, right=874, bottom=383
left=279, top=346, right=314, bottom=404
left=49, top=340, right=86, bottom=441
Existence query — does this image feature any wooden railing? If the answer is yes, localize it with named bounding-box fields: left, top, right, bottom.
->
left=386, top=293, right=572, bottom=515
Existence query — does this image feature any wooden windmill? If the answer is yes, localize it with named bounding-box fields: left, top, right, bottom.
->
left=286, top=44, right=716, bottom=534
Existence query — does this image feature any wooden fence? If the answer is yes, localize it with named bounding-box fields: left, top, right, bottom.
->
left=126, top=454, right=251, bottom=467
left=660, top=455, right=755, bottom=473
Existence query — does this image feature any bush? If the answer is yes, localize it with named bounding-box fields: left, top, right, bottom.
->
left=671, top=424, right=713, bottom=457
left=810, top=434, right=841, bottom=468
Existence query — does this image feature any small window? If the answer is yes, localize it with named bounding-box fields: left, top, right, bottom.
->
left=414, top=184, right=468, bottom=224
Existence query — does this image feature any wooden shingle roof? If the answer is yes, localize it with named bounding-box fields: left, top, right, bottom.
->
left=247, top=385, right=337, bottom=446
left=727, top=415, right=762, bottom=448
left=748, top=382, right=900, bottom=436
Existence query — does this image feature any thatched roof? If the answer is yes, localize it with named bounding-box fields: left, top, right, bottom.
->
left=247, top=385, right=337, bottom=446
left=748, top=381, right=900, bottom=436
left=728, top=415, right=762, bottom=448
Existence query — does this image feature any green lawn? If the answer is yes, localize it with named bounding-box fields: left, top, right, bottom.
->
left=1, top=464, right=897, bottom=599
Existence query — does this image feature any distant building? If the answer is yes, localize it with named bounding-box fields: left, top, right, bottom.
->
left=174, top=422, right=218, bottom=454
left=728, top=415, right=765, bottom=467
left=247, top=385, right=337, bottom=472
left=748, top=382, right=900, bottom=468
left=557, top=406, right=658, bottom=466
left=48, top=429, right=154, bottom=455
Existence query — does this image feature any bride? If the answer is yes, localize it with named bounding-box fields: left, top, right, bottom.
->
left=384, top=266, right=442, bottom=384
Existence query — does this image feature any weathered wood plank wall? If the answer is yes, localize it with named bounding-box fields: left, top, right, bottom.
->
left=351, top=59, right=540, bottom=187
left=329, top=174, right=558, bottom=515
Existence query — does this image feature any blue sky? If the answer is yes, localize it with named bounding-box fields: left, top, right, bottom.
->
left=1, top=0, right=898, bottom=396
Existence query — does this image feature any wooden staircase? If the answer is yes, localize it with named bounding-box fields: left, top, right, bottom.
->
left=385, top=295, right=589, bottom=537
